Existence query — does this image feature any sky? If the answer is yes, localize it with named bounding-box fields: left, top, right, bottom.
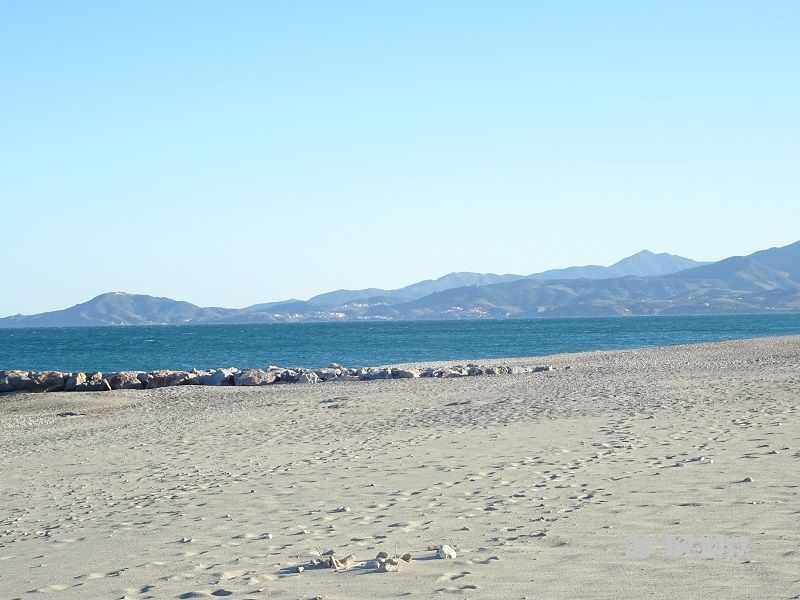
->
left=1, top=1, right=799, bottom=316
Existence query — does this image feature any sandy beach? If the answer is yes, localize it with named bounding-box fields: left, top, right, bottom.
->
left=1, top=336, right=799, bottom=599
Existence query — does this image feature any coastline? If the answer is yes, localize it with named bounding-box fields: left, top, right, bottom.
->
left=2, top=335, right=799, bottom=599
left=3, top=333, right=800, bottom=396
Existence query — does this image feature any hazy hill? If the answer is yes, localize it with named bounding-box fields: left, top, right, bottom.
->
left=668, top=240, right=800, bottom=284
left=310, top=250, right=705, bottom=305
left=525, top=249, right=706, bottom=281
left=309, top=272, right=523, bottom=305
left=393, top=242, right=800, bottom=319
left=0, top=292, right=233, bottom=327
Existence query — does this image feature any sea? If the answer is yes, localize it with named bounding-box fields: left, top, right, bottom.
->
left=2, top=314, right=800, bottom=373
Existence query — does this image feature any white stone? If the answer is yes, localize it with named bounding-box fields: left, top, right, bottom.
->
left=201, top=368, right=238, bottom=386
left=298, top=372, right=319, bottom=384
left=391, top=368, right=419, bottom=379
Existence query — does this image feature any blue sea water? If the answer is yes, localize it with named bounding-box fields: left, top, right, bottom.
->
left=1, top=314, right=800, bottom=373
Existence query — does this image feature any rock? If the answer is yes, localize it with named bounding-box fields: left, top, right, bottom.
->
left=277, top=369, right=298, bottom=383
left=145, top=370, right=195, bottom=389
left=64, top=372, right=87, bottom=392
left=189, top=368, right=213, bottom=381
left=314, top=368, right=339, bottom=381
left=27, top=371, right=67, bottom=393
left=374, top=368, right=392, bottom=380
left=234, top=369, right=278, bottom=386
left=297, top=371, right=319, bottom=384
left=436, top=544, right=457, bottom=559
left=359, top=367, right=391, bottom=381
left=201, top=368, right=238, bottom=386
left=65, top=371, right=109, bottom=392
left=391, top=368, right=418, bottom=379
left=533, top=365, right=553, bottom=372
left=0, top=370, right=31, bottom=392
left=401, top=553, right=412, bottom=562
left=106, top=372, right=144, bottom=390
left=75, top=372, right=112, bottom=392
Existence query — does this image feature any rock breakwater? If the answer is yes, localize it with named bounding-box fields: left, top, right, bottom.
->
left=0, top=363, right=554, bottom=394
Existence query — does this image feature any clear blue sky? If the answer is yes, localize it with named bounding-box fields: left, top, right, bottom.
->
left=2, top=1, right=798, bottom=316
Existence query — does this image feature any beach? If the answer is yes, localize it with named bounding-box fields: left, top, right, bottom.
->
left=1, top=336, right=799, bottom=599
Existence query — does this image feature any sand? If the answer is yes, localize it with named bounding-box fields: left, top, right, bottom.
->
left=1, top=336, right=799, bottom=599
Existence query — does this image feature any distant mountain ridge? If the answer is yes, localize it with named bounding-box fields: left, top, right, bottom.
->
left=525, top=249, right=705, bottom=281
left=2, top=244, right=798, bottom=327
left=309, top=272, right=525, bottom=305
left=0, top=292, right=232, bottom=328
left=310, top=249, right=706, bottom=305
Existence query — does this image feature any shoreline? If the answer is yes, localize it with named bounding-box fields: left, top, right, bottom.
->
left=3, top=333, right=800, bottom=396
left=2, top=309, right=800, bottom=326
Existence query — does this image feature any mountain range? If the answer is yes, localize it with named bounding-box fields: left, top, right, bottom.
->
left=1, top=242, right=798, bottom=327
left=309, top=250, right=703, bottom=305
